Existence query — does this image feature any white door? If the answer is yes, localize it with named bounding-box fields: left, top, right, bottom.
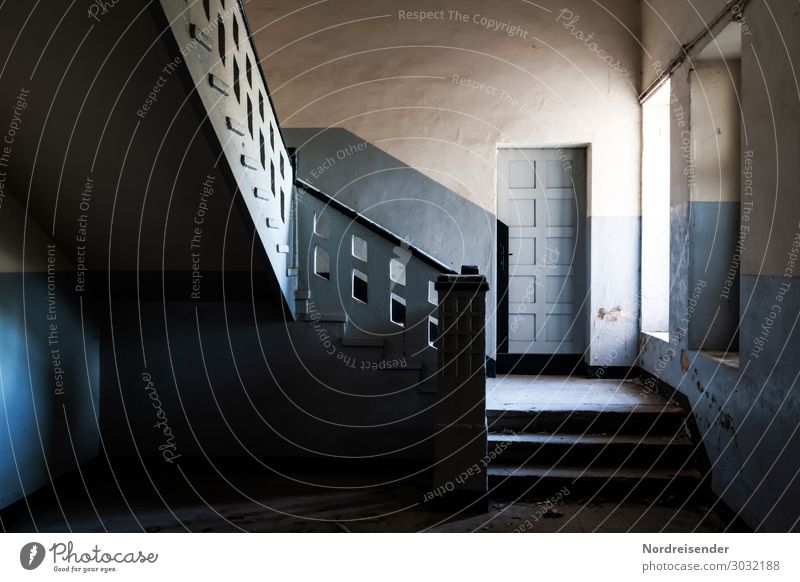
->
left=497, top=148, right=586, bottom=355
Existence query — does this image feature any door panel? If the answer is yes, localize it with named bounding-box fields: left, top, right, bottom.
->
left=497, top=148, right=586, bottom=355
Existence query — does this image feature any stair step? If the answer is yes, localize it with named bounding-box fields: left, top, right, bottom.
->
left=299, top=312, right=347, bottom=323
left=382, top=358, right=423, bottom=371
left=341, top=357, right=422, bottom=373
left=341, top=336, right=385, bottom=348
left=488, top=432, right=695, bottom=468
left=488, top=464, right=703, bottom=497
left=487, top=408, right=686, bottom=436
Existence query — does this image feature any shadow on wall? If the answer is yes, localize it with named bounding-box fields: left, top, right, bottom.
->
left=0, top=195, right=100, bottom=511
left=286, top=128, right=499, bottom=354
left=285, top=128, right=495, bottom=276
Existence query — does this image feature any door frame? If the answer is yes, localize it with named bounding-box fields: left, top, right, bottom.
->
left=493, top=143, right=591, bottom=374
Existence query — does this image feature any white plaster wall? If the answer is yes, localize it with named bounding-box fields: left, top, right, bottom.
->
left=740, top=0, right=800, bottom=277
left=690, top=62, right=741, bottom=203
left=246, top=0, right=643, bottom=366
left=247, top=0, right=641, bottom=218
left=641, top=0, right=731, bottom=90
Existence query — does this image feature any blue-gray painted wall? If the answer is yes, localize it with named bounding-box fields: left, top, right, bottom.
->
left=640, top=273, right=800, bottom=531
left=0, top=196, right=100, bottom=510
left=688, top=201, right=740, bottom=350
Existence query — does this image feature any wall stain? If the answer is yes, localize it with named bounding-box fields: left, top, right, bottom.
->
left=680, top=350, right=689, bottom=371
left=719, top=412, right=734, bottom=434
left=597, top=306, right=622, bottom=322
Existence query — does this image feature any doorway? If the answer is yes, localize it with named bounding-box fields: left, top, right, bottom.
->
left=496, top=147, right=587, bottom=374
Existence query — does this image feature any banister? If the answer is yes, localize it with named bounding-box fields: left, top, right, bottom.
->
left=233, top=0, right=293, bottom=170
left=295, top=178, right=458, bottom=276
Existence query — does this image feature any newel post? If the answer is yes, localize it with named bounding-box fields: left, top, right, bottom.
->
left=432, top=266, right=488, bottom=510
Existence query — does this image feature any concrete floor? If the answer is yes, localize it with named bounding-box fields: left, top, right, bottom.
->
left=0, top=459, right=745, bottom=533
left=0, top=376, right=746, bottom=533
left=487, top=375, right=678, bottom=412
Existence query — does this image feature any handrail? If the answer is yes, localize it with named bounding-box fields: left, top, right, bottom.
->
left=295, top=178, right=458, bottom=276
left=234, top=0, right=292, bottom=161
left=233, top=0, right=453, bottom=276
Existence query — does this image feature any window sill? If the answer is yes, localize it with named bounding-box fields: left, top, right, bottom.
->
left=642, top=331, right=669, bottom=342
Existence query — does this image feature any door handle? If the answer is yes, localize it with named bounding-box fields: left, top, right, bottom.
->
left=499, top=248, right=513, bottom=270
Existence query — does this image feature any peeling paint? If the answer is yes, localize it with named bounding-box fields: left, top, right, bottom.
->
left=680, top=350, right=689, bottom=372
left=597, top=306, right=623, bottom=322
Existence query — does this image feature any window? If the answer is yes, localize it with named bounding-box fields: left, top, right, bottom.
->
left=258, top=91, right=264, bottom=121
left=389, top=258, right=406, bottom=286
left=428, top=280, right=438, bottom=305
left=314, top=212, right=330, bottom=238
left=233, top=58, right=240, bottom=101
left=246, top=95, right=253, bottom=137
left=202, top=0, right=210, bottom=20
left=351, top=235, right=367, bottom=262
left=246, top=55, right=252, bottom=85
left=217, top=15, right=225, bottom=64
left=314, top=246, right=330, bottom=280
left=640, top=80, right=671, bottom=335
left=232, top=16, right=239, bottom=50
left=428, top=316, right=439, bottom=348
left=259, top=129, right=265, bottom=169
left=352, top=269, right=368, bottom=303
left=686, top=22, right=742, bottom=353
left=390, top=293, right=406, bottom=326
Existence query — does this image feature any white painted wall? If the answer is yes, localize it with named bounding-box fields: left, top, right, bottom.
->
left=740, top=0, right=800, bottom=277
left=690, top=62, right=741, bottom=204
left=247, top=0, right=643, bottom=366
left=641, top=0, right=731, bottom=90
left=249, top=0, right=641, bottom=217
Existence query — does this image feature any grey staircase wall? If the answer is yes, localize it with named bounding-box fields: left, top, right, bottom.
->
left=284, top=127, right=498, bottom=354
left=294, top=181, right=456, bottom=386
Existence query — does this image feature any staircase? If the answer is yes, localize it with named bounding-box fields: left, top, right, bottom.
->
left=154, top=1, right=702, bottom=499
left=485, top=389, right=704, bottom=498
left=147, top=0, right=464, bottom=460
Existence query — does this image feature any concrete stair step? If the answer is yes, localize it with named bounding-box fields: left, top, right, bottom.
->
left=487, top=464, right=703, bottom=497
left=487, top=407, right=687, bottom=436
left=340, top=336, right=385, bottom=348
left=488, top=432, right=695, bottom=468
left=299, top=312, right=347, bottom=323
